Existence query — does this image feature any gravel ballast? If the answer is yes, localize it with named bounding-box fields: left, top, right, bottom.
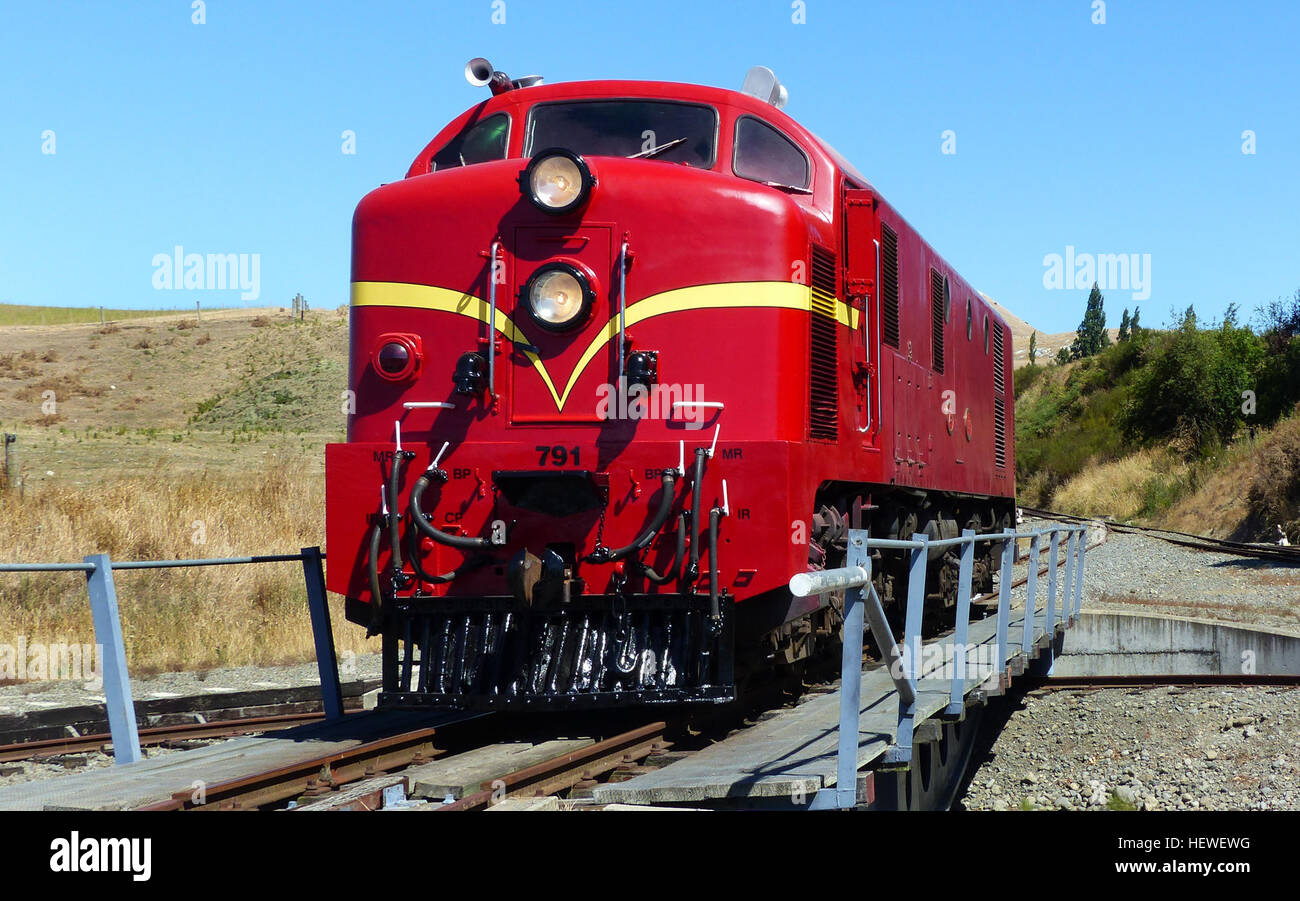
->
left=961, top=520, right=1300, bottom=811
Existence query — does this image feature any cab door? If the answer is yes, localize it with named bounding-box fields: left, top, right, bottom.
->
left=843, top=188, right=879, bottom=444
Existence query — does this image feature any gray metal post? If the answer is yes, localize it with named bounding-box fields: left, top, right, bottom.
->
left=84, top=554, right=141, bottom=764
left=883, top=533, right=927, bottom=766
left=823, top=531, right=869, bottom=809
left=996, top=528, right=1014, bottom=670
left=1022, top=533, right=1040, bottom=655
left=1062, top=530, right=1077, bottom=626
left=945, top=530, right=975, bottom=716
left=301, top=546, right=344, bottom=721
left=1073, top=529, right=1087, bottom=619
left=1045, top=529, right=1059, bottom=636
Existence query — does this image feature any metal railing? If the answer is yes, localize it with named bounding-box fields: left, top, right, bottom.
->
left=789, top=524, right=1088, bottom=810
left=0, top=547, right=341, bottom=765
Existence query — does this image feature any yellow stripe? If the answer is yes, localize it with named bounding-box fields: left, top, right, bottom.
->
left=351, top=279, right=858, bottom=410
left=349, top=282, right=561, bottom=403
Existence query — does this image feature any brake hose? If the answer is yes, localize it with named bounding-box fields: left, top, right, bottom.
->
left=642, top=512, right=686, bottom=584
left=586, top=470, right=676, bottom=563
left=409, top=467, right=495, bottom=551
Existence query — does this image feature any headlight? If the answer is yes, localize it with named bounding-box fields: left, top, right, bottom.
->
left=524, top=263, right=594, bottom=331
left=522, top=149, right=593, bottom=215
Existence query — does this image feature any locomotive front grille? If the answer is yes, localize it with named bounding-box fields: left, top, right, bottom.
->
left=380, top=594, right=735, bottom=710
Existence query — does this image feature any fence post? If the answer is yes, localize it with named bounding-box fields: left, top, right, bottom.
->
left=1073, top=528, right=1088, bottom=619
left=84, top=554, right=141, bottom=764
left=2, top=433, right=15, bottom=493
left=1062, top=530, right=1077, bottom=626
left=1045, top=528, right=1060, bottom=636
left=826, top=530, right=869, bottom=809
left=996, top=528, right=1015, bottom=677
left=883, top=533, right=927, bottom=766
left=945, top=530, right=975, bottom=716
left=1021, top=532, right=1040, bottom=656
left=301, top=546, right=344, bottom=721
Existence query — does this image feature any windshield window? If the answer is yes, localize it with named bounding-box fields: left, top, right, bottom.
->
left=431, top=113, right=510, bottom=171
left=525, top=100, right=717, bottom=167
left=733, top=116, right=810, bottom=189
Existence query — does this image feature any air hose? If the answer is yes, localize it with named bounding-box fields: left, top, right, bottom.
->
left=406, top=522, right=458, bottom=585
left=707, top=505, right=723, bottom=625
left=366, top=522, right=386, bottom=636
left=684, top=448, right=708, bottom=583
left=387, top=450, right=415, bottom=578
left=409, top=466, right=495, bottom=551
left=641, top=512, right=686, bottom=584
left=585, top=470, right=677, bottom=563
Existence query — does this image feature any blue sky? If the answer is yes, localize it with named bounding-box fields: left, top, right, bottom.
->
left=2, top=0, right=1297, bottom=334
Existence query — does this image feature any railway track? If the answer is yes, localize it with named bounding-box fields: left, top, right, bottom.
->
left=0, top=711, right=339, bottom=763
left=1025, top=673, right=1300, bottom=691
left=433, top=722, right=670, bottom=811
left=0, top=680, right=380, bottom=764
left=124, top=718, right=676, bottom=811
left=1019, top=506, right=1300, bottom=564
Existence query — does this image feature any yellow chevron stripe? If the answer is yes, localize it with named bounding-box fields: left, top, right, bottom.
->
left=351, top=280, right=859, bottom=411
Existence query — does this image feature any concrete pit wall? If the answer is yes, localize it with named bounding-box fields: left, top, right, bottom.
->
left=1056, top=611, right=1300, bottom=677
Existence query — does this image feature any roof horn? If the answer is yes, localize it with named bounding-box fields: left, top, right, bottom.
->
left=465, top=57, right=544, bottom=94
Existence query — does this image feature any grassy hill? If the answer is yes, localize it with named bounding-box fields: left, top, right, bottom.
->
left=0, top=303, right=231, bottom=327
left=0, top=307, right=347, bottom=482
left=0, top=306, right=373, bottom=674
left=1014, top=302, right=1300, bottom=541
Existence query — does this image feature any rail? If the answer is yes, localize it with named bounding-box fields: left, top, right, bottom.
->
left=789, top=523, right=1088, bottom=810
left=0, top=547, right=341, bottom=766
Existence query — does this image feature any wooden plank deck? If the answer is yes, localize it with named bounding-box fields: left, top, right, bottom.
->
left=593, top=607, right=1054, bottom=806
left=0, top=710, right=462, bottom=811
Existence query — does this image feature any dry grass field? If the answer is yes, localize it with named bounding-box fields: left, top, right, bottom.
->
left=0, top=306, right=380, bottom=674
left=1047, top=409, right=1300, bottom=540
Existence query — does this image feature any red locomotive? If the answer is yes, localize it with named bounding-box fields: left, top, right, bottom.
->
left=325, top=60, right=1015, bottom=710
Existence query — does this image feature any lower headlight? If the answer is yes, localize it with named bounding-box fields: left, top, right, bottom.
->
left=524, top=263, right=594, bottom=331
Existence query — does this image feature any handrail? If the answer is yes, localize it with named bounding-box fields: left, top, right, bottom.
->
left=0, top=547, right=341, bottom=766
left=791, top=522, right=1089, bottom=809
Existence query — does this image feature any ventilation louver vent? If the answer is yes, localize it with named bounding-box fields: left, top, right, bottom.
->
left=880, top=223, right=900, bottom=348
left=993, top=323, right=1005, bottom=394
left=994, top=396, right=1007, bottom=469
left=993, top=322, right=1007, bottom=468
left=809, top=245, right=839, bottom=440
left=930, top=269, right=946, bottom=375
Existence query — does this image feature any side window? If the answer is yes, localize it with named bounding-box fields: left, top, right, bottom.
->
left=431, top=114, right=510, bottom=171
left=966, top=297, right=973, bottom=341
left=733, top=116, right=810, bottom=189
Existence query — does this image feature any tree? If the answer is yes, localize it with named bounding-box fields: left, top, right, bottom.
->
left=1118, top=308, right=1131, bottom=342
left=1257, top=288, right=1300, bottom=354
left=1122, top=307, right=1262, bottom=456
left=1130, top=307, right=1141, bottom=335
left=1075, top=283, right=1110, bottom=358
left=1056, top=346, right=1071, bottom=365
left=1028, top=331, right=1038, bottom=366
